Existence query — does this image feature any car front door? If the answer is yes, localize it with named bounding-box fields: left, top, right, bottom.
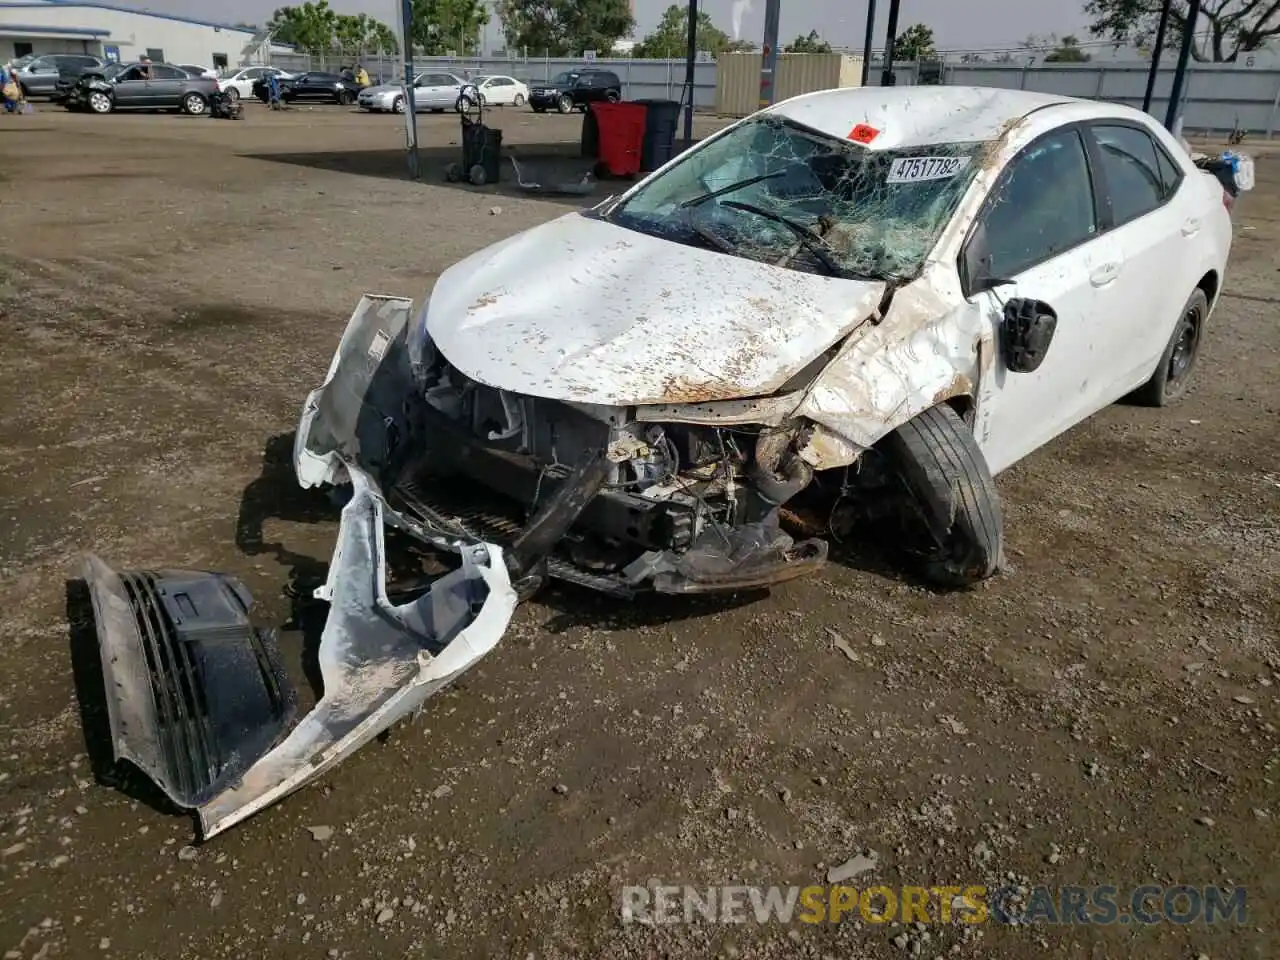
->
left=1081, top=121, right=1195, bottom=395
left=963, top=125, right=1122, bottom=475
left=111, top=66, right=149, bottom=107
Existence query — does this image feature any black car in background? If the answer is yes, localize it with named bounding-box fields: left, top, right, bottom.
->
left=254, top=71, right=362, bottom=105
left=13, top=53, right=104, bottom=99
left=528, top=69, right=622, bottom=113
left=64, top=62, right=219, bottom=115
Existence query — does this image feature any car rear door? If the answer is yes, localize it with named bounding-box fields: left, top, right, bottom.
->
left=1080, top=120, right=1201, bottom=393
left=963, top=125, right=1121, bottom=474
left=150, top=64, right=187, bottom=107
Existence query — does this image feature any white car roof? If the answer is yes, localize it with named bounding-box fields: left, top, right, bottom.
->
left=766, top=85, right=1099, bottom=150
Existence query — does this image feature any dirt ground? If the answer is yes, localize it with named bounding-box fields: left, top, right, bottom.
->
left=0, top=101, right=1276, bottom=960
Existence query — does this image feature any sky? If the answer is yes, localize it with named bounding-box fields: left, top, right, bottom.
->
left=103, top=0, right=1096, bottom=54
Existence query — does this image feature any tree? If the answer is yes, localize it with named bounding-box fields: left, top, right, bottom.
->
left=410, top=0, right=490, bottom=56
left=725, top=39, right=757, bottom=52
left=1083, top=0, right=1280, bottom=62
left=1045, top=34, right=1091, bottom=61
left=633, top=4, right=731, bottom=58
left=959, top=52, right=987, bottom=63
left=498, top=0, right=633, bottom=57
left=893, top=23, right=936, bottom=60
left=334, top=13, right=399, bottom=54
left=267, top=2, right=338, bottom=51
left=784, top=29, right=832, bottom=53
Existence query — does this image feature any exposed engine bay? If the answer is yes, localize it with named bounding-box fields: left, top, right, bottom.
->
left=294, top=293, right=926, bottom=605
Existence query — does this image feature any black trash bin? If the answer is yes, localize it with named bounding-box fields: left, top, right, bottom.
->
left=632, top=99, right=681, bottom=172
left=581, top=107, right=599, bottom=159
left=461, top=122, right=503, bottom=185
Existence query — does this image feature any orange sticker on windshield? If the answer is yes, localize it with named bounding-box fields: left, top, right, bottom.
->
left=848, top=123, right=879, bottom=144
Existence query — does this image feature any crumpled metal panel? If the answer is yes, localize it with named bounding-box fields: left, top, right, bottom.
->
left=197, top=466, right=516, bottom=839
left=424, top=213, right=886, bottom=406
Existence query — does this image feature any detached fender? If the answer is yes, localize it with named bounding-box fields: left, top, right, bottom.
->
left=795, top=280, right=990, bottom=455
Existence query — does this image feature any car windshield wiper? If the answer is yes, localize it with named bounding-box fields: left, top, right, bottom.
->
left=718, top=200, right=849, bottom=278
left=679, top=171, right=788, bottom=209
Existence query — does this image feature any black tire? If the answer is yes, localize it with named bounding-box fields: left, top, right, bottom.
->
left=338, top=89, right=355, bottom=106
left=1126, top=288, right=1208, bottom=407
left=181, top=92, right=207, bottom=115
left=556, top=94, right=573, bottom=114
left=225, top=87, right=240, bottom=102
left=392, top=95, right=405, bottom=114
left=877, top=404, right=1003, bottom=588
left=605, top=89, right=620, bottom=103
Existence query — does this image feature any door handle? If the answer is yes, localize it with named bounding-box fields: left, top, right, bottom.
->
left=1182, top=218, right=1201, bottom=236
left=1089, top=262, right=1120, bottom=287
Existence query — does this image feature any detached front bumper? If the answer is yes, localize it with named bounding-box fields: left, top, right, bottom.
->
left=81, top=295, right=518, bottom=839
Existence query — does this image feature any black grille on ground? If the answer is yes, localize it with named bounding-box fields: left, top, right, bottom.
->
left=113, top=571, right=296, bottom=807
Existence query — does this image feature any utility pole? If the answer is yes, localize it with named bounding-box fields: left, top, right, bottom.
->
left=396, top=0, right=420, bottom=178
left=860, top=0, right=877, bottom=86
left=1164, top=0, right=1199, bottom=130
left=758, top=0, right=781, bottom=108
left=682, top=0, right=697, bottom=144
left=1142, top=0, right=1174, bottom=113
left=881, top=0, right=901, bottom=86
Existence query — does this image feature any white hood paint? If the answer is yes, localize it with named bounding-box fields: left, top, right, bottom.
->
left=425, top=213, right=886, bottom=407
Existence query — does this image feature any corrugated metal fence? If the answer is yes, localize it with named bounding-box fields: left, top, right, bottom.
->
left=886, top=61, right=1280, bottom=138
left=261, top=51, right=1280, bottom=136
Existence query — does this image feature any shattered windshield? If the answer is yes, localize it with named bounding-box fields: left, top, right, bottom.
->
left=607, top=114, right=988, bottom=280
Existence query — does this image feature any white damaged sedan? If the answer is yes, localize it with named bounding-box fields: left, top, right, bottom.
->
left=297, top=85, right=1242, bottom=597
left=75, top=86, right=1248, bottom=837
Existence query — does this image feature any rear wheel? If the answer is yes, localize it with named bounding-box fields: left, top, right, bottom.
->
left=182, top=92, right=207, bottom=115
left=225, top=87, right=240, bottom=102
left=1126, top=288, right=1207, bottom=407
left=393, top=95, right=405, bottom=113
left=513, top=92, right=526, bottom=107
left=876, top=404, right=1003, bottom=588
left=605, top=89, right=621, bottom=103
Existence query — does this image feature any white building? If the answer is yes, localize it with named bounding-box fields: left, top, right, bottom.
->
left=0, top=0, right=266, bottom=70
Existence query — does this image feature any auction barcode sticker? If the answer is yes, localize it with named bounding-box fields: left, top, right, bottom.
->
left=886, top=156, right=972, bottom=183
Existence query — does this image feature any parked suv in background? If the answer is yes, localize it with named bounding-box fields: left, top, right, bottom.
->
left=528, top=68, right=622, bottom=113
left=14, top=54, right=104, bottom=98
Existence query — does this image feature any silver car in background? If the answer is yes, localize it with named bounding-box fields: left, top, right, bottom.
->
left=358, top=71, right=465, bottom=114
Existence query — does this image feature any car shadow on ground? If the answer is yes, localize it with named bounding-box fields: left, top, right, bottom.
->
left=243, top=142, right=626, bottom=207
left=243, top=132, right=704, bottom=207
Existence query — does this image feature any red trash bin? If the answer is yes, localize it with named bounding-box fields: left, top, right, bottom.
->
left=590, top=102, right=647, bottom=177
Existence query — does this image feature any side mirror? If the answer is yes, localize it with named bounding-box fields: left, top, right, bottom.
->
left=1001, top=298, right=1058, bottom=374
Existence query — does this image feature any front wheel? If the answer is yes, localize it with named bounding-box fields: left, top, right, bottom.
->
left=556, top=94, right=573, bottom=114
left=513, top=92, right=526, bottom=107
left=87, top=90, right=113, bottom=114
left=1125, top=288, right=1208, bottom=407
left=876, top=404, right=1003, bottom=588
left=337, top=89, right=354, bottom=106
left=182, top=93, right=207, bottom=115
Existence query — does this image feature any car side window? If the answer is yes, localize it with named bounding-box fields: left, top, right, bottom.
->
left=244, top=67, right=263, bottom=79
left=117, top=66, right=144, bottom=82
left=152, top=66, right=183, bottom=79
left=974, top=128, right=1098, bottom=281
left=1090, top=124, right=1169, bottom=225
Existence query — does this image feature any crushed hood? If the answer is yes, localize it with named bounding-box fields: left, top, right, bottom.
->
left=425, top=213, right=886, bottom=406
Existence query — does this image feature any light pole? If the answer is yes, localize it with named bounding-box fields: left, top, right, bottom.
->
left=860, top=0, right=877, bottom=86
left=395, top=0, right=420, bottom=178
left=1164, top=0, right=1200, bottom=130
left=880, top=0, right=901, bottom=86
